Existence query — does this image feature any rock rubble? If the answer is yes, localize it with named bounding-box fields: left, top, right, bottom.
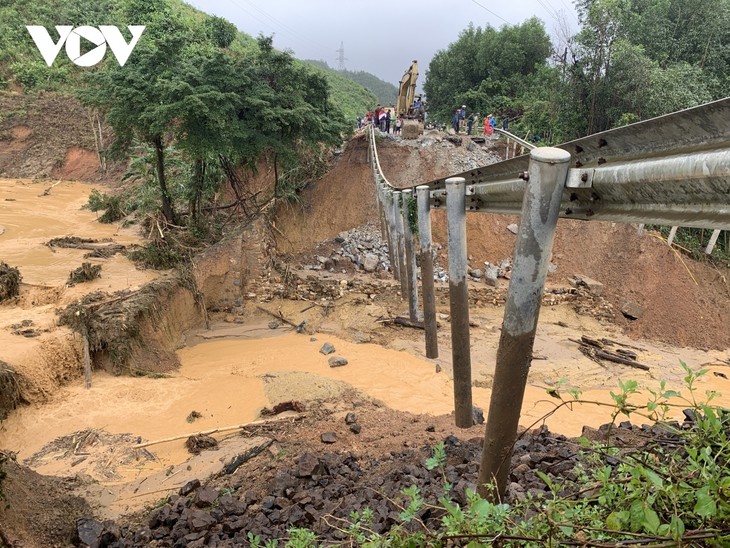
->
left=75, top=427, right=580, bottom=547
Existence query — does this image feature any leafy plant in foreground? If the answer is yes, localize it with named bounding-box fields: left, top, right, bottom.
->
left=301, top=361, right=730, bottom=546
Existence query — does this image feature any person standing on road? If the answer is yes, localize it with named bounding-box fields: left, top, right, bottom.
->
left=467, top=112, right=474, bottom=135
left=385, top=110, right=391, bottom=134
left=452, top=109, right=461, bottom=133
left=483, top=114, right=493, bottom=136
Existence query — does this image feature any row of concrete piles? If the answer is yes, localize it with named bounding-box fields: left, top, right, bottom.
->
left=368, top=126, right=571, bottom=499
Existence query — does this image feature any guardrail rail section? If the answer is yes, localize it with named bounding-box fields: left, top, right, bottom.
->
left=367, top=97, right=730, bottom=500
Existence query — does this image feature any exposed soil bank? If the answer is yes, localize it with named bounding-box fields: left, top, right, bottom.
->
left=0, top=92, right=124, bottom=181
left=276, top=133, right=730, bottom=351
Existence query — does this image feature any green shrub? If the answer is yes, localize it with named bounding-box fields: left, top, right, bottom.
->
left=87, top=189, right=125, bottom=223
left=127, top=242, right=184, bottom=270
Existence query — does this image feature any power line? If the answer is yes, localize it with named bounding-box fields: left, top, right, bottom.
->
left=469, top=0, right=511, bottom=25
left=558, top=0, right=580, bottom=23
left=223, top=0, right=330, bottom=58
left=536, top=0, right=561, bottom=22
left=239, top=0, right=331, bottom=52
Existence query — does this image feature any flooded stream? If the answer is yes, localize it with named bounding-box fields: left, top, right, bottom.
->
left=1, top=177, right=729, bottom=517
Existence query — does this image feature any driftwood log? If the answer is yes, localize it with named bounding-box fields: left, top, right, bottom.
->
left=376, top=315, right=442, bottom=330
left=131, top=414, right=305, bottom=449
left=47, top=237, right=126, bottom=258
left=570, top=335, right=651, bottom=371
left=256, top=306, right=300, bottom=328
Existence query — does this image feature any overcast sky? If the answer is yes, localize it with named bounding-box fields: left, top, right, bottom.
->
left=185, top=0, right=579, bottom=87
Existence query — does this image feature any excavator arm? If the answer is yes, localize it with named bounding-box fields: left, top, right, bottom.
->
left=396, top=60, right=418, bottom=117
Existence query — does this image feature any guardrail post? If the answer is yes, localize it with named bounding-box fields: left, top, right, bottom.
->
left=706, top=229, right=721, bottom=255
left=477, top=147, right=571, bottom=500
left=402, top=189, right=420, bottom=321
left=380, top=184, right=396, bottom=276
left=667, top=226, right=678, bottom=245
left=393, top=191, right=408, bottom=298
left=417, top=185, right=438, bottom=358
left=385, top=190, right=400, bottom=282
left=446, top=176, right=473, bottom=428
left=375, top=176, right=387, bottom=243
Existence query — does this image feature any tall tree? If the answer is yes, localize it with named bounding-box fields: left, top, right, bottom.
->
left=568, top=0, right=722, bottom=134
left=424, top=19, right=552, bottom=122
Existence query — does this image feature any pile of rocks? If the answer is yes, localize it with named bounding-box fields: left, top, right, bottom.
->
left=304, top=224, right=519, bottom=288
left=335, top=224, right=390, bottom=273
left=435, top=257, right=514, bottom=286
left=303, top=224, right=390, bottom=274
left=447, top=142, right=503, bottom=174
left=388, top=129, right=502, bottom=173
left=75, top=427, right=580, bottom=547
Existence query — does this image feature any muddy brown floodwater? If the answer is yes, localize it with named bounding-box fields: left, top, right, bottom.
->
left=1, top=177, right=729, bottom=520
left=0, top=179, right=152, bottom=286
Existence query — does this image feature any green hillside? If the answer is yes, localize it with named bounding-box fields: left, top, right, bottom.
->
left=305, top=63, right=377, bottom=122
left=306, top=59, right=396, bottom=106
left=0, top=0, right=372, bottom=124
left=0, top=0, right=381, bottom=235
left=340, top=68, right=397, bottom=106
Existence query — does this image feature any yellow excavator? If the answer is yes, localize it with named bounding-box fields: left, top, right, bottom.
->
left=396, top=60, right=424, bottom=138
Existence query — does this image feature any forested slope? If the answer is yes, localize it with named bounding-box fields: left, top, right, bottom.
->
left=0, top=0, right=374, bottom=124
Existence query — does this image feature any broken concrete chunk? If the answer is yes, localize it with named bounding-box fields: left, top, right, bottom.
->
left=621, top=301, right=644, bottom=320
left=575, top=274, right=604, bottom=296
left=328, top=356, right=348, bottom=368
left=484, top=264, right=499, bottom=287
left=472, top=406, right=485, bottom=425
left=361, top=253, right=378, bottom=272
left=319, top=342, right=335, bottom=355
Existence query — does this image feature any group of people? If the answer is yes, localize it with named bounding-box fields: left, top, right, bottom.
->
left=358, top=105, right=403, bottom=134
left=359, top=102, right=510, bottom=139
left=452, top=107, right=509, bottom=136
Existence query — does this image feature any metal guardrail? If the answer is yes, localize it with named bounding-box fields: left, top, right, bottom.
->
left=494, top=128, right=535, bottom=158
left=424, top=97, right=730, bottom=229
left=368, top=97, right=730, bottom=501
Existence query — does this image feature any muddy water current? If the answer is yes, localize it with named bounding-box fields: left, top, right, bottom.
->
left=3, top=327, right=729, bottom=473
left=0, top=179, right=150, bottom=286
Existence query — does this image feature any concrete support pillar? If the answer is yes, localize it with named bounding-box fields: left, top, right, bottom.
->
left=417, top=185, right=438, bottom=358
left=401, top=189, right=420, bottom=321
left=477, top=147, right=571, bottom=500
left=393, top=191, right=408, bottom=298
left=446, top=176, right=473, bottom=428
